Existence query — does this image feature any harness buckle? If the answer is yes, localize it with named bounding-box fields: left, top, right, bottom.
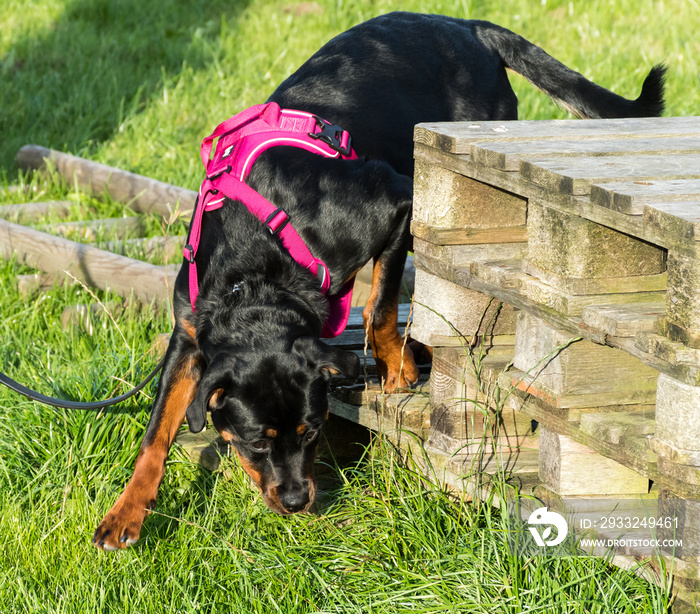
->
left=264, top=208, right=290, bottom=235
left=308, top=116, right=353, bottom=156
left=184, top=244, right=196, bottom=263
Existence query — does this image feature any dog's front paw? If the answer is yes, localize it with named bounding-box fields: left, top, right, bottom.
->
left=93, top=494, right=153, bottom=551
left=378, top=344, right=420, bottom=392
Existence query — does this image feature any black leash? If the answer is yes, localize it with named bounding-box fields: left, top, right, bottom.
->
left=0, top=357, right=165, bottom=410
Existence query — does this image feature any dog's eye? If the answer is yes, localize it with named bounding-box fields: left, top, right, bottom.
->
left=303, top=430, right=318, bottom=444
left=250, top=439, right=271, bottom=453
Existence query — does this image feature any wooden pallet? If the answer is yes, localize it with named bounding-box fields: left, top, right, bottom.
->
left=412, top=116, right=700, bottom=611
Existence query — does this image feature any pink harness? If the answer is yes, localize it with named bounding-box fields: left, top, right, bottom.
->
left=185, top=102, right=358, bottom=338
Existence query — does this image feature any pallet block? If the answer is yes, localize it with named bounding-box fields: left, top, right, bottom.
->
left=651, top=374, right=700, bottom=491
left=526, top=201, right=667, bottom=294
left=539, top=427, right=649, bottom=496
left=411, top=268, right=517, bottom=346
left=429, top=347, right=533, bottom=454
left=412, top=159, right=526, bottom=244
left=513, top=311, right=658, bottom=408
left=660, top=250, right=700, bottom=348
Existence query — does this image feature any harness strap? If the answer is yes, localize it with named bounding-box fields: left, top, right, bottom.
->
left=185, top=103, right=357, bottom=337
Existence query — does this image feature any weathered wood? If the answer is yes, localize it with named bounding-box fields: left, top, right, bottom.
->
left=539, top=427, right=649, bottom=496
left=0, top=200, right=73, bottom=222
left=502, top=370, right=658, bottom=476
left=411, top=221, right=527, bottom=245
left=512, top=311, right=658, bottom=408
left=470, top=136, right=700, bottom=171
left=635, top=332, right=700, bottom=374
left=411, top=267, right=517, bottom=346
left=0, top=217, right=178, bottom=303
left=581, top=302, right=665, bottom=338
left=15, top=145, right=197, bottom=217
left=644, top=201, right=700, bottom=243
left=414, top=141, right=699, bottom=254
left=413, top=159, right=526, bottom=229
left=526, top=200, right=666, bottom=281
left=590, top=179, right=700, bottom=215
left=660, top=251, right=700, bottom=348
left=522, top=275, right=665, bottom=317
left=415, top=244, right=698, bottom=385
left=579, top=411, right=655, bottom=445
left=429, top=349, right=533, bottom=454
left=40, top=216, right=145, bottom=241
left=521, top=155, right=700, bottom=196
left=654, top=373, right=700, bottom=463
left=525, top=263, right=667, bottom=296
left=414, top=116, right=700, bottom=155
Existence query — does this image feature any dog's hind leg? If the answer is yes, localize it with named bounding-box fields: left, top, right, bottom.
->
left=92, top=319, right=203, bottom=550
left=363, top=218, right=420, bottom=393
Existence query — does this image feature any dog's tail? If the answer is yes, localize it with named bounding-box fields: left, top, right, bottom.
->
left=473, top=21, right=666, bottom=119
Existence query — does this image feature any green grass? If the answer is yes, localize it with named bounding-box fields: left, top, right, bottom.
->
left=1, top=0, right=698, bottom=611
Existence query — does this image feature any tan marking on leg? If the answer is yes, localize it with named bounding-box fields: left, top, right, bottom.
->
left=362, top=260, right=419, bottom=392
left=94, top=355, right=200, bottom=550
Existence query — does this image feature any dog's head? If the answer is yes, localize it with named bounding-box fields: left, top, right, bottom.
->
left=185, top=336, right=359, bottom=514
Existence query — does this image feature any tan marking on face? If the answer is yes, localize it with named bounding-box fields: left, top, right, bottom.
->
left=296, top=424, right=308, bottom=436
left=234, top=450, right=263, bottom=490
left=265, top=428, right=278, bottom=438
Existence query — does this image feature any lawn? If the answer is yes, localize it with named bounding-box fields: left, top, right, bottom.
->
left=1, top=0, right=698, bottom=611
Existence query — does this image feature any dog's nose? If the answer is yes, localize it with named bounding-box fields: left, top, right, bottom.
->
left=278, top=484, right=310, bottom=513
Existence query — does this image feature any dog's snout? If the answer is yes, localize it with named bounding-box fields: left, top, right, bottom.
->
left=277, top=483, right=310, bottom=513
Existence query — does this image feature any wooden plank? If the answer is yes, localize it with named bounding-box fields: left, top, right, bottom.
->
left=411, top=221, right=527, bottom=245
left=643, top=201, right=700, bottom=242
left=539, top=427, right=649, bottom=496
left=512, top=311, right=658, bottom=408
left=471, top=136, right=700, bottom=171
left=579, top=411, right=656, bottom=446
left=40, top=216, right=145, bottom=241
left=0, top=200, right=73, bottom=222
left=521, top=155, right=700, bottom=196
left=581, top=302, right=666, bottom=338
left=590, top=179, right=700, bottom=215
left=414, top=141, right=692, bottom=252
left=524, top=262, right=667, bottom=296
left=414, top=116, right=700, bottom=154
left=0, top=218, right=178, bottom=303
left=414, top=245, right=699, bottom=385
left=15, top=145, right=197, bottom=217
left=502, top=370, right=658, bottom=479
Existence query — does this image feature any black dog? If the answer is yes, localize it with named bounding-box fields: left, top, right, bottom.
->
left=93, top=12, right=665, bottom=550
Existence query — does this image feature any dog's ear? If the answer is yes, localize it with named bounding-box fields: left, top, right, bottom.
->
left=185, top=358, right=232, bottom=433
left=293, top=336, right=360, bottom=382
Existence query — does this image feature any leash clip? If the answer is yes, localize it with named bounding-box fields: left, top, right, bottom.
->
left=308, top=116, right=353, bottom=156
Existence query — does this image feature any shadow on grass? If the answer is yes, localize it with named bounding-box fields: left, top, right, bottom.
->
left=0, top=0, right=251, bottom=172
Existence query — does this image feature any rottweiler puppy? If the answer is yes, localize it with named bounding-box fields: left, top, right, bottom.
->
left=93, top=12, right=665, bottom=549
